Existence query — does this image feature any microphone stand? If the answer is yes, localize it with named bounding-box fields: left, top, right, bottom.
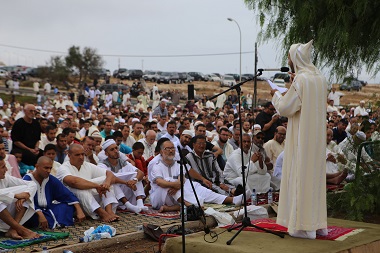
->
left=209, top=70, right=285, bottom=245
left=177, top=147, right=211, bottom=253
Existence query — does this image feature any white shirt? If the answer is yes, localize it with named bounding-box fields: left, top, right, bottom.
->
left=56, top=161, right=106, bottom=183
left=328, top=91, right=344, bottom=106
left=138, top=138, right=157, bottom=160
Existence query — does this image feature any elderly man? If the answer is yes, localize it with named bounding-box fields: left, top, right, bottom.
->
left=354, top=100, right=367, bottom=117
left=224, top=133, right=271, bottom=193
left=228, top=128, right=240, bottom=150
left=263, top=126, right=286, bottom=166
left=138, top=130, right=157, bottom=160
left=0, top=157, right=39, bottom=239
left=98, top=140, right=147, bottom=213
left=152, top=100, right=168, bottom=118
left=270, top=41, right=328, bottom=239
left=11, top=104, right=41, bottom=166
left=148, top=139, right=248, bottom=212
left=56, top=144, right=130, bottom=222
left=24, top=156, right=86, bottom=229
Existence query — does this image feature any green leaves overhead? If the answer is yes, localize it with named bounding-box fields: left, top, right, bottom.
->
left=245, top=0, right=380, bottom=78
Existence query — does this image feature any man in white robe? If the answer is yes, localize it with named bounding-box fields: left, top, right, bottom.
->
left=270, top=40, right=328, bottom=239
left=56, top=144, right=132, bottom=222
left=138, top=130, right=157, bottom=160
left=215, top=90, right=226, bottom=109
left=224, top=133, right=271, bottom=193
left=0, top=158, right=39, bottom=239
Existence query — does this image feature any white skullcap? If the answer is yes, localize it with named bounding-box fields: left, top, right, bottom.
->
left=102, top=139, right=116, bottom=151
left=253, top=124, right=262, bottom=130
left=119, top=118, right=126, bottom=123
left=182, top=130, right=193, bottom=137
left=193, top=121, right=203, bottom=127
left=355, top=131, right=366, bottom=141
left=132, top=118, right=140, bottom=123
left=90, top=131, right=102, bottom=138
left=253, top=129, right=264, bottom=136
left=219, top=112, right=225, bottom=116
left=360, top=100, right=365, bottom=104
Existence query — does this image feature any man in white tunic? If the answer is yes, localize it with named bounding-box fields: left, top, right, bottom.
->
left=0, top=158, right=39, bottom=239
left=270, top=40, right=328, bottom=239
left=138, top=130, right=157, bottom=160
left=215, top=90, right=226, bottom=109
left=56, top=144, right=129, bottom=222
left=263, top=126, right=286, bottom=166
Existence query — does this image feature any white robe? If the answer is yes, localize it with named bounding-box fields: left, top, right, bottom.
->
left=215, top=93, right=226, bottom=109
left=56, top=161, right=118, bottom=220
left=272, top=41, right=327, bottom=233
left=0, top=175, right=37, bottom=231
left=223, top=148, right=271, bottom=193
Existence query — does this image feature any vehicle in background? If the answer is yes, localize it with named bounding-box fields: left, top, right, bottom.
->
left=178, top=72, right=193, bottom=83
left=185, top=73, right=194, bottom=83
left=351, top=80, right=362, bottom=91
left=273, top=73, right=290, bottom=82
left=99, top=84, right=129, bottom=93
left=205, top=74, right=221, bottom=82
left=359, top=80, right=367, bottom=86
left=113, top=68, right=127, bottom=78
left=119, top=69, right=144, bottom=80
left=212, top=73, right=221, bottom=78
left=188, top=72, right=206, bottom=81
left=220, top=75, right=236, bottom=87
left=143, top=70, right=162, bottom=82
left=0, top=69, right=9, bottom=78
left=157, top=72, right=180, bottom=84
left=90, top=68, right=109, bottom=79
left=273, top=78, right=286, bottom=88
left=241, top=74, right=254, bottom=81
left=226, top=73, right=240, bottom=82
left=340, top=76, right=363, bottom=91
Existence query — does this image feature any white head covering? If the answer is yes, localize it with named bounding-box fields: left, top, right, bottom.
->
left=182, top=130, right=193, bottom=137
left=253, top=124, right=262, bottom=130
left=355, top=131, right=366, bottom=141
left=102, top=139, right=116, bottom=151
left=289, top=40, right=320, bottom=75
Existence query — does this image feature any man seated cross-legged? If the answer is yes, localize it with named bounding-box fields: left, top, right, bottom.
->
left=0, top=157, right=39, bottom=239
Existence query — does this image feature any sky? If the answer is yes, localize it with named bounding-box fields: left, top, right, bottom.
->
left=1, top=0, right=378, bottom=83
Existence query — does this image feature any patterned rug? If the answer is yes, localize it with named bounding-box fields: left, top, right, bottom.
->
left=117, top=205, right=180, bottom=220
left=0, top=210, right=180, bottom=252
left=0, top=231, right=69, bottom=249
left=222, top=218, right=364, bottom=241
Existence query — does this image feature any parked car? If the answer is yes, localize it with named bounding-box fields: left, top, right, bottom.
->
left=359, top=80, right=367, bottom=87
left=178, top=72, right=191, bottom=83
left=351, top=80, right=362, bottom=91
left=241, top=74, right=254, bottom=81
left=157, top=72, right=180, bottom=84
left=273, top=73, right=290, bottom=82
left=113, top=68, right=127, bottom=78
left=226, top=73, right=240, bottom=82
left=220, top=75, right=236, bottom=87
left=205, top=74, right=221, bottom=82
left=273, top=78, right=286, bottom=88
left=143, top=70, right=162, bottom=82
left=119, top=69, right=144, bottom=80
left=340, top=76, right=363, bottom=91
left=212, top=73, right=221, bottom=78
left=188, top=72, right=206, bottom=81
left=91, top=68, right=110, bottom=79
left=0, top=69, right=9, bottom=78
left=99, top=84, right=129, bottom=93
left=339, top=82, right=352, bottom=91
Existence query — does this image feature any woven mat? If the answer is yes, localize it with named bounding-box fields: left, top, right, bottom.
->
left=222, top=218, right=363, bottom=241
left=0, top=210, right=180, bottom=252
left=0, top=231, right=69, bottom=249
left=117, top=205, right=180, bottom=219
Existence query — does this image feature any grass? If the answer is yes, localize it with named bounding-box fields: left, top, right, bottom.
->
left=0, top=92, right=36, bottom=104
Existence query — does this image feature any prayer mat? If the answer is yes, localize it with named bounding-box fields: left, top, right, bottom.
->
left=117, top=205, right=180, bottom=220
left=222, top=218, right=364, bottom=241
left=0, top=231, right=69, bottom=249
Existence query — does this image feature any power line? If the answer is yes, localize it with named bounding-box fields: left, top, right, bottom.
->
left=0, top=43, right=255, bottom=58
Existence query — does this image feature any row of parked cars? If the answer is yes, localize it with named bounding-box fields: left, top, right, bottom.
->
left=339, top=76, right=367, bottom=91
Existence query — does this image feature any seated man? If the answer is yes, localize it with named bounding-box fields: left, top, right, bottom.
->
left=185, top=135, right=240, bottom=196
left=224, top=133, right=271, bottom=193
left=24, top=156, right=86, bottom=229
left=43, top=144, right=61, bottom=176
left=148, top=139, right=249, bottom=212
left=98, top=139, right=147, bottom=214
left=326, top=128, right=348, bottom=185
left=0, top=157, right=39, bottom=239
left=56, top=144, right=134, bottom=222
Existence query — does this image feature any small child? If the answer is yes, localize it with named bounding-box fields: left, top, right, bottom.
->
left=11, top=149, right=34, bottom=177
left=43, top=144, right=61, bottom=176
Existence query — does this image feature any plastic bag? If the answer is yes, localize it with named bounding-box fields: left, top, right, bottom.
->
left=233, top=205, right=268, bottom=221
left=204, top=207, right=234, bottom=227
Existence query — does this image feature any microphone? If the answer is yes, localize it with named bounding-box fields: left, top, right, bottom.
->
left=258, top=67, right=290, bottom=72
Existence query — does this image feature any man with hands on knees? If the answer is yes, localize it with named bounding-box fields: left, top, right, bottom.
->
left=24, top=156, right=86, bottom=230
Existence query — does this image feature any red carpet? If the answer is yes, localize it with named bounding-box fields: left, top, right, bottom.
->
left=222, top=218, right=361, bottom=241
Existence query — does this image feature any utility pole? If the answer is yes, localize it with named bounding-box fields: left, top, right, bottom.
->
left=254, top=42, right=258, bottom=109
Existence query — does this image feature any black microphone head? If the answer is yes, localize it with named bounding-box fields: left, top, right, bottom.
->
left=280, top=67, right=290, bottom=72
left=258, top=69, right=264, bottom=72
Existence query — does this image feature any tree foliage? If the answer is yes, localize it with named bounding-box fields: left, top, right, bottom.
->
left=48, top=56, right=70, bottom=82
left=244, top=0, right=380, bottom=78
left=65, top=46, right=103, bottom=81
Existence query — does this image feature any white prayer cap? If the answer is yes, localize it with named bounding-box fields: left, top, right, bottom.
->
left=219, top=112, right=225, bottom=116
left=253, top=129, right=264, bottom=136
left=102, top=139, right=116, bottom=151
left=132, top=118, right=140, bottom=123
left=182, top=130, right=193, bottom=137
left=90, top=131, right=102, bottom=139
left=355, top=131, right=366, bottom=141
left=47, top=115, right=54, bottom=119
left=193, top=121, right=203, bottom=127
left=119, top=118, right=126, bottom=123
left=253, top=124, right=262, bottom=130
left=360, top=100, right=365, bottom=104
left=2, top=116, right=8, bottom=120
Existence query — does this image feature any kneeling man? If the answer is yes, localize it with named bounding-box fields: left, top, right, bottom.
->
left=24, top=156, right=86, bottom=229
left=0, top=157, right=39, bottom=239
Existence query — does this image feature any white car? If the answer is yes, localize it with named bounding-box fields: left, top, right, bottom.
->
left=273, top=78, right=286, bottom=88
left=207, top=74, right=221, bottom=82
left=0, top=69, right=9, bottom=78
left=220, top=75, right=236, bottom=87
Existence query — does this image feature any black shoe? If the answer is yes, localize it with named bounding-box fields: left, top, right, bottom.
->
left=234, top=184, right=244, bottom=196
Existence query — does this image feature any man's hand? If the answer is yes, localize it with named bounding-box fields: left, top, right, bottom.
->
left=126, top=180, right=137, bottom=191
left=84, top=147, right=93, bottom=157
left=219, top=184, right=229, bottom=191
left=15, top=199, right=26, bottom=212
left=96, top=185, right=108, bottom=197
left=326, top=153, right=337, bottom=163
left=38, top=213, right=49, bottom=230
left=202, top=178, right=213, bottom=189
left=168, top=188, right=178, bottom=196
left=75, top=210, right=86, bottom=223
left=271, top=114, right=280, bottom=122
left=270, top=89, right=278, bottom=96
left=288, top=71, right=296, bottom=83
left=14, top=192, right=30, bottom=200
left=251, top=152, right=260, bottom=163
left=172, top=180, right=181, bottom=190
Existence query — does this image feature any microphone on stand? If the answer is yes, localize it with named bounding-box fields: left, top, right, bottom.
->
left=258, top=67, right=290, bottom=72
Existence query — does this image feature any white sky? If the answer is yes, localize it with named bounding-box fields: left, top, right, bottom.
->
left=0, top=0, right=378, bottom=83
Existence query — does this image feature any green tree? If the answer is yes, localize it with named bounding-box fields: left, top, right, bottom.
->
left=49, top=56, right=70, bottom=82
left=65, top=46, right=103, bottom=81
left=245, top=0, right=380, bottom=78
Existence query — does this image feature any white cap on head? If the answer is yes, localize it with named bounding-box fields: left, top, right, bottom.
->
left=360, top=100, right=365, bottom=104
left=253, top=129, right=263, bottom=136
left=253, top=124, right=262, bottom=130
left=132, top=118, right=140, bottom=123
left=355, top=131, right=366, bottom=141
left=119, top=118, right=126, bottom=123
left=182, top=130, right=193, bottom=137
left=102, top=139, right=116, bottom=151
